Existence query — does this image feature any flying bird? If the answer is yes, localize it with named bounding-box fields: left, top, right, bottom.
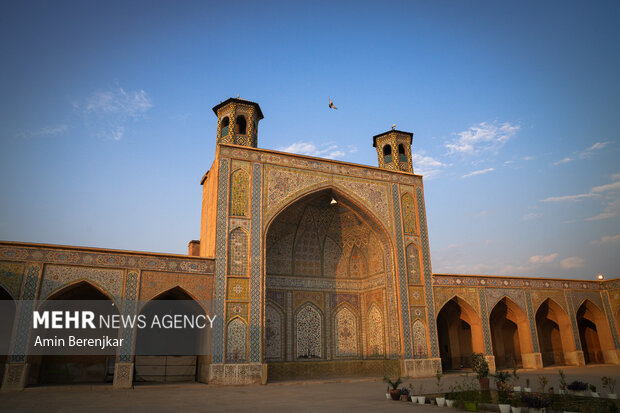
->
left=328, top=98, right=338, bottom=110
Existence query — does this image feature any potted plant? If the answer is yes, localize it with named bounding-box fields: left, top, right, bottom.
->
left=435, top=369, right=446, bottom=407
left=383, top=376, right=402, bottom=400
left=521, top=393, right=551, bottom=413
left=523, top=378, right=531, bottom=392
left=495, top=370, right=512, bottom=393
left=590, top=384, right=599, bottom=398
left=603, top=376, right=617, bottom=399
left=510, top=392, right=522, bottom=413
left=385, top=385, right=390, bottom=399
left=471, top=352, right=490, bottom=391
left=400, top=386, right=410, bottom=401
left=538, top=375, right=549, bottom=393
left=446, top=384, right=457, bottom=408
left=417, top=383, right=426, bottom=404
left=497, top=385, right=511, bottom=413
left=567, top=380, right=588, bottom=396
left=512, top=363, right=521, bottom=392
left=559, top=369, right=567, bottom=395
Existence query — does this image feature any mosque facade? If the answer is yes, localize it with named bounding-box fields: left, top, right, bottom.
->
left=1, top=98, right=619, bottom=391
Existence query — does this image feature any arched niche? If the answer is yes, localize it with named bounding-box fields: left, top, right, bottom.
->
left=436, top=296, right=485, bottom=371
left=535, top=298, right=575, bottom=367
left=489, top=297, right=533, bottom=369
left=576, top=299, right=615, bottom=364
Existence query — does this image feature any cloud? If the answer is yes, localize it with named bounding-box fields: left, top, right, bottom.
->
left=591, top=234, right=620, bottom=245
left=612, top=173, right=620, bottom=181
left=553, top=157, right=573, bottom=166
left=412, top=152, right=445, bottom=178
left=529, top=253, right=558, bottom=264
left=277, top=141, right=355, bottom=160
left=553, top=141, right=612, bottom=166
left=445, top=121, right=519, bottom=155
left=587, top=198, right=620, bottom=221
left=461, top=167, right=495, bottom=179
left=523, top=212, right=542, bottom=221
left=18, top=124, right=68, bottom=139
left=522, top=156, right=535, bottom=161
left=84, top=88, right=152, bottom=117
left=560, top=256, right=584, bottom=269
left=541, top=180, right=620, bottom=203
left=77, top=87, right=152, bottom=140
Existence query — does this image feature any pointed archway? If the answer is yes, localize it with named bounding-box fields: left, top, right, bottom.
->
left=436, top=297, right=485, bottom=371
left=535, top=298, right=575, bottom=366
left=576, top=300, right=615, bottom=364
left=32, top=281, right=119, bottom=385
left=489, top=297, right=533, bottom=369
left=0, top=286, right=16, bottom=385
left=264, top=187, right=398, bottom=380
left=135, top=286, right=205, bottom=383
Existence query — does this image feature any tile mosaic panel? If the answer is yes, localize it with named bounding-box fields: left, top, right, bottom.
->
left=10, top=263, right=41, bottom=362
left=119, top=269, right=139, bottom=362
left=416, top=187, right=439, bottom=358
left=229, top=169, right=250, bottom=217
left=405, top=243, right=422, bottom=284
left=478, top=288, right=493, bottom=354
left=392, top=183, right=412, bottom=358
left=412, top=319, right=428, bottom=358
left=265, top=304, right=284, bottom=361
left=602, top=291, right=620, bottom=348
left=331, top=293, right=359, bottom=309
left=485, top=287, right=526, bottom=313
left=401, top=192, right=417, bottom=234
left=228, top=227, right=249, bottom=276
left=0, top=261, right=24, bottom=299
left=334, top=306, right=359, bottom=358
left=227, top=278, right=249, bottom=301
left=41, top=265, right=123, bottom=303
left=139, top=271, right=213, bottom=304
left=433, top=286, right=479, bottom=315
left=530, top=289, right=568, bottom=314
left=226, top=317, right=248, bottom=363
left=366, top=304, right=385, bottom=357
left=408, top=286, right=425, bottom=306
left=213, top=158, right=230, bottom=363
left=226, top=302, right=249, bottom=322
left=524, top=290, right=540, bottom=353
left=295, top=303, right=323, bottom=359
left=250, top=162, right=262, bottom=362
left=0, top=244, right=214, bottom=274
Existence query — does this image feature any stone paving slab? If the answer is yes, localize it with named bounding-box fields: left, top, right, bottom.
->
left=1, top=365, right=619, bottom=413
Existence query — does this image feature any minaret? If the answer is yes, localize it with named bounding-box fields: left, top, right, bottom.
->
left=212, top=98, right=264, bottom=147
left=372, top=129, right=414, bottom=172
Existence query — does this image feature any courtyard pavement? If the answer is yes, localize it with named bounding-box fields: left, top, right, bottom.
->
left=1, top=365, right=619, bottom=412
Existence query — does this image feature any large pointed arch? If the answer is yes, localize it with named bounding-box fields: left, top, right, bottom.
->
left=0, top=285, right=16, bottom=385
left=535, top=298, right=575, bottom=366
left=576, top=299, right=616, bottom=364
left=264, top=185, right=401, bottom=379
left=489, top=297, right=534, bottom=369
left=32, top=281, right=120, bottom=385
left=436, top=296, right=485, bottom=371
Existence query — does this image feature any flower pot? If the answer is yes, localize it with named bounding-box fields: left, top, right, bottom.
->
left=385, top=393, right=390, bottom=399
left=479, top=378, right=490, bottom=391
left=558, top=389, right=565, bottom=395
left=417, top=396, right=426, bottom=404
left=436, top=397, right=446, bottom=407
left=499, top=403, right=511, bottom=413
left=608, top=393, right=617, bottom=399
left=571, top=390, right=585, bottom=397
left=446, top=399, right=454, bottom=408
left=591, top=392, right=599, bottom=398
left=464, top=401, right=478, bottom=412
left=510, top=407, right=521, bottom=413
left=513, top=386, right=521, bottom=392
left=411, top=396, right=417, bottom=403
left=523, top=387, right=531, bottom=393
left=390, top=389, right=401, bottom=400
left=400, top=394, right=408, bottom=401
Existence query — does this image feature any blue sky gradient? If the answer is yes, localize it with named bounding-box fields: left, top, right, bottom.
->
left=1, top=1, right=618, bottom=279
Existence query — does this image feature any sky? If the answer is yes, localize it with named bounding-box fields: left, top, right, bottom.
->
left=0, top=1, right=618, bottom=280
